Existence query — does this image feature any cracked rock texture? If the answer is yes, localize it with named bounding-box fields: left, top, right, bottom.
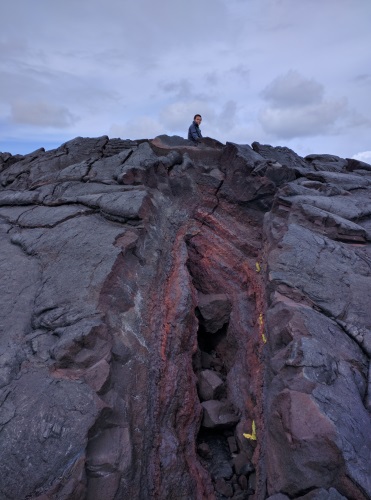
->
left=0, top=135, right=371, bottom=499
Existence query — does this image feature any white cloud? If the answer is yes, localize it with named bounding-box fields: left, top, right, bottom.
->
left=10, top=100, right=78, bottom=128
left=352, top=151, right=371, bottom=164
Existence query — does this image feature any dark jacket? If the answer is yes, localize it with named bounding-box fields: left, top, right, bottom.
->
left=188, top=121, right=202, bottom=143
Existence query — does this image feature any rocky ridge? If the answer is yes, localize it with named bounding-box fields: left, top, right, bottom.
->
left=0, top=134, right=370, bottom=499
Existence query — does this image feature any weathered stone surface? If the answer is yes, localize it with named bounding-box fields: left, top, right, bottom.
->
left=346, top=157, right=371, bottom=172
left=233, top=451, right=254, bottom=476
left=215, top=478, right=233, bottom=497
left=198, top=369, right=224, bottom=401
left=297, top=488, right=347, bottom=499
left=201, top=400, right=240, bottom=428
left=197, top=442, right=211, bottom=459
left=252, top=141, right=311, bottom=171
left=199, top=433, right=234, bottom=480
left=219, top=143, right=276, bottom=206
left=265, top=161, right=371, bottom=498
left=227, top=435, right=238, bottom=454
left=198, top=292, right=232, bottom=333
left=238, top=474, right=248, bottom=490
left=0, top=370, right=104, bottom=499
left=305, top=153, right=348, bottom=172
left=1, top=135, right=371, bottom=499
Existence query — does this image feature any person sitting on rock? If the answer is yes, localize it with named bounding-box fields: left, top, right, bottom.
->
left=188, top=114, right=203, bottom=144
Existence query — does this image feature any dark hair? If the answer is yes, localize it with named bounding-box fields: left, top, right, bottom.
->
left=194, top=114, right=202, bottom=120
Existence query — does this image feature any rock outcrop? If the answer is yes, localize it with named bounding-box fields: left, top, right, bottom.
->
left=0, top=135, right=370, bottom=499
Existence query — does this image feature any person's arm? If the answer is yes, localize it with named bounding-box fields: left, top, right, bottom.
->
left=190, top=124, right=201, bottom=141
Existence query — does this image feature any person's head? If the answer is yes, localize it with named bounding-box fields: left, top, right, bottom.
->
left=194, top=114, right=202, bottom=125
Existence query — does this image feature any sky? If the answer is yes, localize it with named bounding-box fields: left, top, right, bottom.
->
left=1, top=0, right=370, bottom=162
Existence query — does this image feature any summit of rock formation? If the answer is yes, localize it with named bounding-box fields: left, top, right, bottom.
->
left=0, top=135, right=370, bottom=500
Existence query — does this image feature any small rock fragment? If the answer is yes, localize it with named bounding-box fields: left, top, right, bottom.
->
left=197, top=442, right=211, bottom=459
left=201, top=351, right=213, bottom=369
left=198, top=292, right=232, bottom=333
left=227, top=435, right=238, bottom=454
left=296, top=487, right=347, bottom=499
left=214, top=478, right=233, bottom=498
left=201, top=400, right=240, bottom=429
left=238, top=475, right=248, bottom=490
left=198, top=369, right=224, bottom=401
left=233, top=452, right=254, bottom=475
left=248, top=472, right=256, bottom=492
left=266, top=495, right=290, bottom=500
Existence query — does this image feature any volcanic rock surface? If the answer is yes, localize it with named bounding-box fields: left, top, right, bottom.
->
left=0, top=135, right=370, bottom=500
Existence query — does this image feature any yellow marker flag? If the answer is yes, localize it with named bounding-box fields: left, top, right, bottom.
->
left=243, top=420, right=257, bottom=441
left=262, top=333, right=267, bottom=344
left=255, top=262, right=261, bottom=273
left=258, top=313, right=263, bottom=326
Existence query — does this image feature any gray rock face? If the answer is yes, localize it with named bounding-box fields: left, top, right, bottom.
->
left=0, top=135, right=370, bottom=499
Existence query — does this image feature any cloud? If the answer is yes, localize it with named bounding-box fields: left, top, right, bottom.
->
left=258, top=71, right=366, bottom=139
left=109, top=116, right=163, bottom=140
left=108, top=99, right=240, bottom=143
left=0, top=37, right=29, bottom=61
left=259, top=98, right=348, bottom=138
left=158, top=79, right=192, bottom=100
left=205, top=71, right=219, bottom=86
left=203, top=64, right=250, bottom=90
left=354, top=74, right=371, bottom=85
left=160, top=101, right=216, bottom=131
left=261, top=70, right=324, bottom=107
left=218, top=100, right=238, bottom=130
left=11, top=100, right=78, bottom=128
left=230, top=65, right=250, bottom=80
left=352, top=151, right=371, bottom=164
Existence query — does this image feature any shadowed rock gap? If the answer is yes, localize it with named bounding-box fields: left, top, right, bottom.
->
left=186, top=223, right=266, bottom=499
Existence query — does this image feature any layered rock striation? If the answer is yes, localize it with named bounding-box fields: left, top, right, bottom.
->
left=0, top=135, right=370, bottom=499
